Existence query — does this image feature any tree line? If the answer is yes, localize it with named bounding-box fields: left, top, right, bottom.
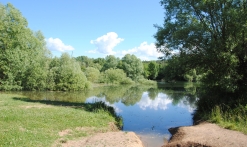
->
left=0, top=3, right=203, bottom=91
left=0, top=3, right=166, bottom=91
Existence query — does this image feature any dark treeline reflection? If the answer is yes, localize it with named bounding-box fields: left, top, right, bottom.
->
left=10, top=83, right=198, bottom=107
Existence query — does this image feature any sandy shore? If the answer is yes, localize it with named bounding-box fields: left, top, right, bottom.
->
left=163, top=122, right=247, bottom=147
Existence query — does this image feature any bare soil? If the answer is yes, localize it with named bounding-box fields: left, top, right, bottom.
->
left=163, top=122, right=247, bottom=147
left=54, top=122, right=247, bottom=147
left=53, top=123, right=144, bottom=147
left=55, top=131, right=144, bottom=147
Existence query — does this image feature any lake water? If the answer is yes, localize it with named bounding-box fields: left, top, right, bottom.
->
left=12, top=82, right=198, bottom=147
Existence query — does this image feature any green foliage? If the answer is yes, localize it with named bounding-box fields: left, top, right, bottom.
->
left=75, top=56, right=94, bottom=71
left=50, top=53, right=88, bottom=91
left=121, top=54, right=144, bottom=81
left=120, top=77, right=135, bottom=84
left=85, top=67, right=100, bottom=83
left=0, top=3, right=153, bottom=90
left=101, top=55, right=119, bottom=71
left=142, top=62, right=150, bottom=79
left=184, top=69, right=199, bottom=82
left=91, top=63, right=102, bottom=71
left=196, top=104, right=247, bottom=134
left=155, top=0, right=247, bottom=103
left=94, top=57, right=106, bottom=66
left=23, top=31, right=51, bottom=90
left=137, top=78, right=156, bottom=85
left=156, top=61, right=167, bottom=80
left=102, top=68, right=129, bottom=84
left=0, top=3, right=51, bottom=90
left=148, top=61, right=159, bottom=80
left=162, top=56, right=186, bottom=81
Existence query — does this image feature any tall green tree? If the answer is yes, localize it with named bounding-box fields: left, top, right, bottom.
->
left=94, top=57, right=105, bottom=66
left=163, top=56, right=186, bottom=81
left=101, top=55, right=119, bottom=71
left=75, top=56, right=94, bottom=71
left=155, top=0, right=247, bottom=99
left=85, top=67, right=100, bottom=83
left=92, top=57, right=106, bottom=71
left=102, top=68, right=127, bottom=84
left=142, top=62, right=150, bottom=79
left=23, top=31, right=51, bottom=90
left=50, top=53, right=88, bottom=91
left=0, top=3, right=50, bottom=90
left=121, top=54, right=144, bottom=81
left=148, top=61, right=159, bottom=80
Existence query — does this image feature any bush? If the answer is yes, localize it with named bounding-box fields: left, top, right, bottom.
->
left=85, top=67, right=100, bottom=83
left=137, top=78, right=156, bottom=85
left=50, top=53, right=88, bottom=91
left=104, top=68, right=127, bottom=84
left=120, top=77, right=134, bottom=84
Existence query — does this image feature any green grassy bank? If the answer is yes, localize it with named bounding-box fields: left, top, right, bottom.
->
left=195, top=105, right=247, bottom=134
left=0, top=94, right=122, bottom=147
left=194, top=94, right=247, bottom=134
left=209, top=105, right=247, bottom=134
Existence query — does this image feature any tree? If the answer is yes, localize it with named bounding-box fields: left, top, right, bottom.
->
left=101, top=55, right=119, bottom=71
left=155, top=0, right=247, bottom=99
left=92, top=58, right=106, bottom=71
left=85, top=67, right=100, bottom=83
left=50, top=53, right=88, bottom=91
left=75, top=56, right=94, bottom=71
left=121, top=54, right=144, bottom=81
left=0, top=3, right=50, bottom=90
left=163, top=56, right=186, bottom=81
left=94, top=57, right=106, bottom=66
left=103, top=68, right=127, bottom=84
left=142, top=61, right=150, bottom=79
left=23, top=31, right=51, bottom=90
left=148, top=61, right=159, bottom=80
left=156, top=60, right=167, bottom=80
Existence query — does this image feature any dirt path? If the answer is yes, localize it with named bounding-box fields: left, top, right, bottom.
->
left=163, top=122, right=247, bottom=147
left=57, top=131, right=144, bottom=147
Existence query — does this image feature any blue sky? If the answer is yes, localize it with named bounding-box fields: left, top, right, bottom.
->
left=2, top=0, right=165, bottom=60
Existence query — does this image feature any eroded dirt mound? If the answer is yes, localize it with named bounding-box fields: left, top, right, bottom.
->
left=59, top=131, right=144, bottom=147
left=53, top=122, right=143, bottom=147
left=163, top=122, right=247, bottom=147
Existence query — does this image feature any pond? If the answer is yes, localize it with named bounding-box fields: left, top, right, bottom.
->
left=12, top=82, right=198, bottom=147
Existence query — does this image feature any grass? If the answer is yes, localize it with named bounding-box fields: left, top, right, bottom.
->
left=195, top=104, right=247, bottom=134
left=209, top=105, right=247, bottom=134
left=0, top=94, right=122, bottom=147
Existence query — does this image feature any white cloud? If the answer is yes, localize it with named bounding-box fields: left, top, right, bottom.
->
left=122, top=42, right=163, bottom=60
left=90, top=32, right=124, bottom=55
left=46, top=38, right=74, bottom=52
left=137, top=92, right=196, bottom=112
left=177, top=99, right=197, bottom=113
left=138, top=92, right=172, bottom=110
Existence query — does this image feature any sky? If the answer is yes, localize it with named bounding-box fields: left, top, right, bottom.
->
left=1, top=0, right=165, bottom=60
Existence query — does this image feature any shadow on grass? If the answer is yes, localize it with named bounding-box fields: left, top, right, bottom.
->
left=12, top=97, right=123, bottom=129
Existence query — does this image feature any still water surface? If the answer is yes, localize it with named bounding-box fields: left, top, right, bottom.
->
left=14, top=83, right=198, bottom=147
